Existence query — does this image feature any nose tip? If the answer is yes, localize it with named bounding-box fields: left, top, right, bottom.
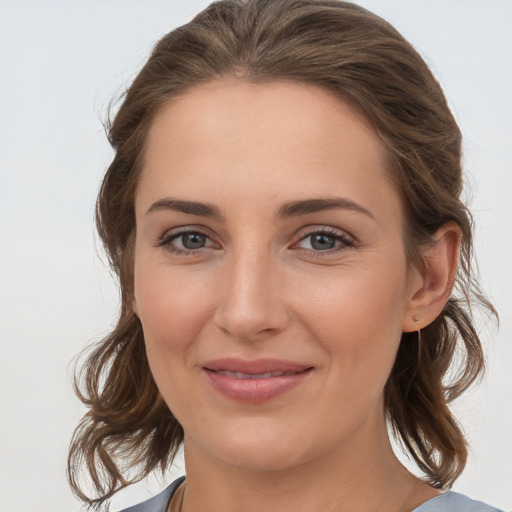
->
left=212, top=259, right=289, bottom=342
left=214, top=319, right=280, bottom=341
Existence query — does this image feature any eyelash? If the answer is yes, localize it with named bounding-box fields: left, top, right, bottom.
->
left=156, top=229, right=213, bottom=256
left=156, top=227, right=355, bottom=256
left=294, top=227, right=355, bottom=255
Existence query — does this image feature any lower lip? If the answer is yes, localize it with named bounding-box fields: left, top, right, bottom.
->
left=204, top=369, right=312, bottom=403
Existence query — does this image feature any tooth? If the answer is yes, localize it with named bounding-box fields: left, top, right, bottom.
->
left=214, top=369, right=299, bottom=378
left=234, top=372, right=252, bottom=379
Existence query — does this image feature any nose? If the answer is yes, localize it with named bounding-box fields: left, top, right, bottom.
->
left=212, top=250, right=290, bottom=342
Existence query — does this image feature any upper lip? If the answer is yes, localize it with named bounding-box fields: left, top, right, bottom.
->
left=203, top=358, right=312, bottom=374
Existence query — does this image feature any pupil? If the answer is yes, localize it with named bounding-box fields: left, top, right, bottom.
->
left=311, top=234, right=335, bottom=250
left=182, top=233, right=206, bottom=249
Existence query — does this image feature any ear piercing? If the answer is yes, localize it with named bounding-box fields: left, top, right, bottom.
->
left=413, top=315, right=422, bottom=362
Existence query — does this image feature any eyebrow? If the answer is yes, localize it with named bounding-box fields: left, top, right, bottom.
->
left=146, top=196, right=374, bottom=221
left=277, top=197, right=375, bottom=220
left=146, top=198, right=223, bottom=219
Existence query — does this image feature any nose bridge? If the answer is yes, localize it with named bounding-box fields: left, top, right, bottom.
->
left=213, top=242, right=287, bottom=340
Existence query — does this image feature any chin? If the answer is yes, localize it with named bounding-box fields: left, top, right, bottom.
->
left=187, top=418, right=312, bottom=472
left=217, top=442, right=305, bottom=473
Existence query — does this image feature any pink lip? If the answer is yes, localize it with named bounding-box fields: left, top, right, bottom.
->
left=202, top=358, right=313, bottom=403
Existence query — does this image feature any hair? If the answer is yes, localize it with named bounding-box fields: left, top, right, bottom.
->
left=68, top=0, right=496, bottom=508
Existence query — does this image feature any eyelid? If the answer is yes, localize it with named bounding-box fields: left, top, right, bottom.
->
left=154, top=224, right=355, bottom=256
left=292, top=225, right=356, bottom=252
left=156, top=224, right=212, bottom=241
left=155, top=226, right=220, bottom=253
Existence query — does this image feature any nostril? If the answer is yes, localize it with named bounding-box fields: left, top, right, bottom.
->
left=211, top=265, right=290, bottom=340
left=212, top=306, right=288, bottom=342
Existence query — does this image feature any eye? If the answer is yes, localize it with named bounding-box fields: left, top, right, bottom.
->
left=306, top=233, right=338, bottom=250
left=295, top=228, right=354, bottom=252
left=177, top=232, right=207, bottom=250
left=157, top=229, right=216, bottom=254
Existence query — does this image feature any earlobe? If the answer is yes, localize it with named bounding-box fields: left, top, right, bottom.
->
left=403, top=222, right=461, bottom=332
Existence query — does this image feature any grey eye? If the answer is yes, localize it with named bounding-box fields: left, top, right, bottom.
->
left=180, top=232, right=207, bottom=249
left=309, top=233, right=337, bottom=250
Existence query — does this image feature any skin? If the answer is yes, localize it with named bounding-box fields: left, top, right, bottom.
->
left=132, top=80, right=460, bottom=512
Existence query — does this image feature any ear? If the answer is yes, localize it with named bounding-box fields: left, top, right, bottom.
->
left=402, top=222, right=461, bottom=332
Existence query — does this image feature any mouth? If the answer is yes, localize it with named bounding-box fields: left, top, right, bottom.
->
left=202, top=358, right=314, bottom=403
left=210, top=370, right=303, bottom=379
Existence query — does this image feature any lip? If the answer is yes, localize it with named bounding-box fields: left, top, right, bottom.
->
left=202, top=358, right=314, bottom=403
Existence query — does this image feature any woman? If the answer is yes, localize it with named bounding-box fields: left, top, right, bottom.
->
left=68, top=1, right=503, bottom=511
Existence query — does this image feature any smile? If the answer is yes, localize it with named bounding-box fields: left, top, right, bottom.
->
left=213, top=370, right=300, bottom=379
left=202, top=358, right=313, bottom=403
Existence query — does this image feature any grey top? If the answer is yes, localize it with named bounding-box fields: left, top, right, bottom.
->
left=412, top=491, right=504, bottom=512
left=119, top=476, right=184, bottom=512
left=119, top=477, right=504, bottom=512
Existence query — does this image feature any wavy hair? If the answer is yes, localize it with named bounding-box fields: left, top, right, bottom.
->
left=68, top=0, right=496, bottom=508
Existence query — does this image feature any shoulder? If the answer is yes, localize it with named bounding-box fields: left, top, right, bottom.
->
left=413, top=491, right=505, bottom=512
left=117, top=476, right=185, bottom=512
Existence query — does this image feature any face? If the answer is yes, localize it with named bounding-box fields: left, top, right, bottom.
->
left=133, top=80, right=420, bottom=472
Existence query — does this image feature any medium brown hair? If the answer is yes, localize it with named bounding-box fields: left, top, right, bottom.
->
left=68, top=0, right=495, bottom=508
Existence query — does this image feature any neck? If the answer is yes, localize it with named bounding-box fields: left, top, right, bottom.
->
left=181, top=413, right=439, bottom=512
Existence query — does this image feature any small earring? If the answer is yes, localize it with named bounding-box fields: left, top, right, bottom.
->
left=413, top=315, right=422, bottom=362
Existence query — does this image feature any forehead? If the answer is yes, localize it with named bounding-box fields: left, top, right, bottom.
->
left=146, top=79, right=382, bottom=163
left=138, top=80, right=399, bottom=223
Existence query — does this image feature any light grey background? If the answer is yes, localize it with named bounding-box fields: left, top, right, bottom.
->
left=0, top=1, right=510, bottom=511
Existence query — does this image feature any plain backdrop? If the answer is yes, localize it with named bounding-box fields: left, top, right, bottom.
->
left=0, top=1, right=510, bottom=511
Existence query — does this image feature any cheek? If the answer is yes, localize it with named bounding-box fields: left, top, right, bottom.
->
left=133, top=265, right=221, bottom=421
left=133, top=264, right=214, bottom=372
left=291, top=263, right=407, bottom=385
